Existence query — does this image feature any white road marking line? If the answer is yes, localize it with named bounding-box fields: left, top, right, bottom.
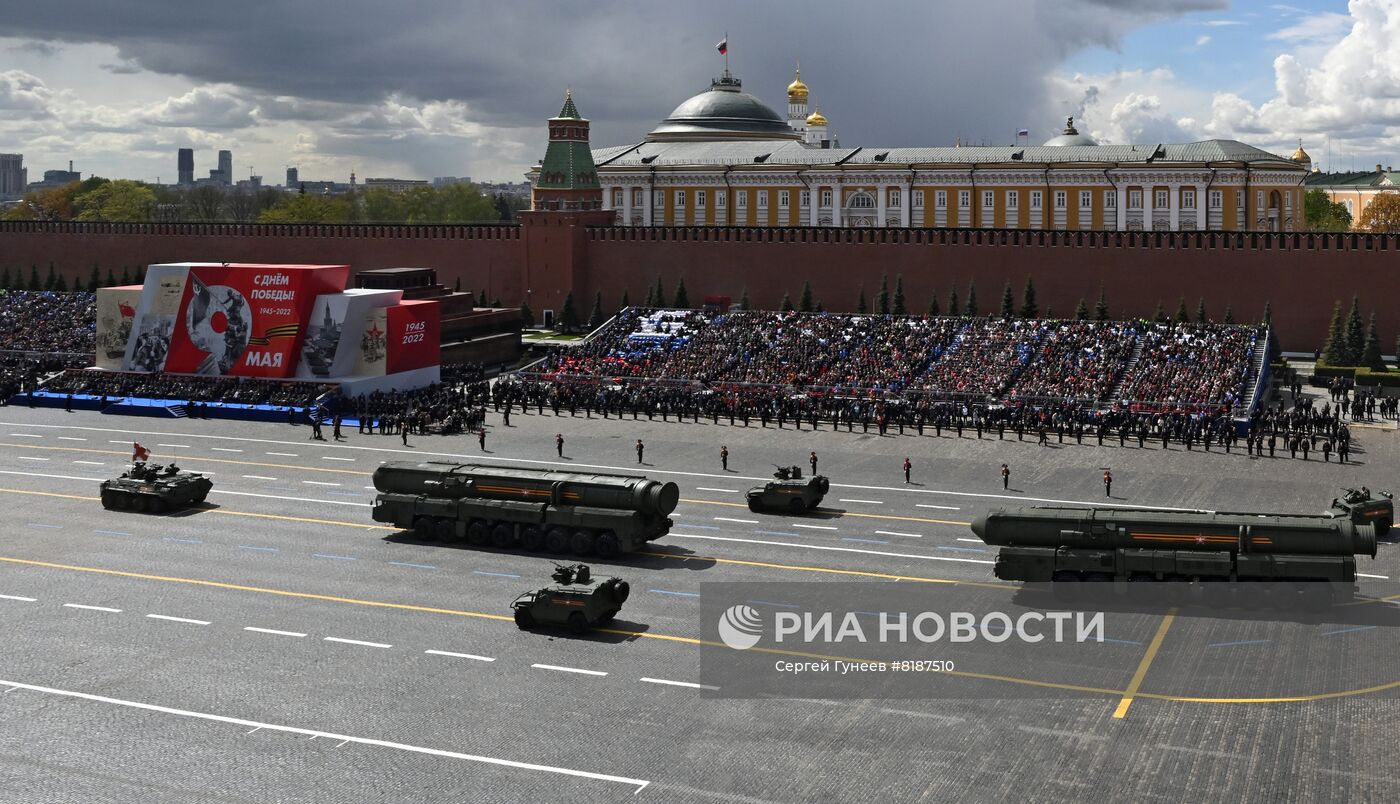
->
left=241, top=475, right=278, bottom=481
left=210, top=447, right=242, bottom=453
left=324, top=637, right=392, bottom=649
left=425, top=650, right=496, bottom=662
left=1358, top=573, right=1390, bottom=580
left=63, top=604, right=121, bottom=613
left=1018, top=725, right=1108, bottom=741
left=916, top=504, right=962, bottom=510
left=791, top=523, right=838, bottom=531
left=0, top=677, right=650, bottom=793
left=322, top=456, right=356, bottom=462
left=243, top=627, right=306, bottom=638
left=839, top=498, right=883, bottom=504
left=956, top=538, right=984, bottom=543
left=1155, top=743, right=1249, bottom=761
left=674, top=533, right=995, bottom=565
left=157, top=444, right=190, bottom=449
left=108, top=440, right=130, bottom=444
left=16, top=457, right=48, bottom=461
left=146, top=614, right=211, bottom=626
left=696, top=487, right=738, bottom=493
left=639, top=677, right=719, bottom=690
left=73, top=460, right=105, bottom=466
left=8, top=433, right=43, bottom=438
left=56, top=436, right=86, bottom=442
left=303, top=480, right=341, bottom=487
left=875, top=530, right=923, bottom=538
left=266, top=452, right=298, bottom=457
left=364, top=486, right=377, bottom=490
left=879, top=708, right=965, bottom=724
left=714, top=517, right=758, bottom=524
left=0, top=594, right=37, bottom=602
left=531, top=663, right=607, bottom=677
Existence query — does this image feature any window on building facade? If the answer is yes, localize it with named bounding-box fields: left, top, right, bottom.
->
left=1284, top=193, right=1292, bottom=210
left=1128, top=190, right=1142, bottom=209
left=1182, top=190, right=1195, bottom=209
left=1030, top=190, right=1042, bottom=210
left=935, top=190, right=947, bottom=208
left=800, top=190, right=810, bottom=207
left=1209, top=190, right=1222, bottom=209
left=1155, top=189, right=1168, bottom=208
left=958, top=190, right=971, bottom=208
left=820, top=189, right=833, bottom=207
left=1256, top=190, right=1264, bottom=209
left=758, top=190, right=769, bottom=207
left=1237, top=190, right=1245, bottom=209
left=1079, top=190, right=1091, bottom=209
left=696, top=190, right=706, bottom=207
left=1345, top=199, right=1354, bottom=215
left=737, top=191, right=747, bottom=207
left=982, top=190, right=994, bottom=207
left=1054, top=191, right=1066, bottom=209
left=779, top=190, right=790, bottom=207
left=1104, top=191, right=1116, bottom=209
left=913, top=190, right=924, bottom=208
left=612, top=189, right=623, bottom=206
left=1006, top=191, right=1018, bottom=209
left=716, top=191, right=726, bottom=208
left=889, top=189, right=901, bottom=207
left=674, top=191, right=685, bottom=206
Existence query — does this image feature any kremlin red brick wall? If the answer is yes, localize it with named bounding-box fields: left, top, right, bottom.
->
left=3, top=219, right=1396, bottom=353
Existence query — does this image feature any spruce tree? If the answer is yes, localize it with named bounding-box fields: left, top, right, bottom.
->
left=1153, top=300, right=1167, bottom=323
left=1195, top=298, right=1207, bottom=324
left=620, top=289, right=630, bottom=310
left=480, top=289, right=488, bottom=308
left=815, top=301, right=824, bottom=313
left=1344, top=295, right=1364, bottom=366
left=0, top=266, right=10, bottom=289
left=964, top=280, right=978, bottom=317
left=105, top=268, right=116, bottom=288
left=654, top=276, right=666, bottom=308
left=29, top=265, right=41, bottom=290
left=856, top=287, right=868, bottom=314
left=893, top=275, right=906, bottom=315
left=587, top=291, right=604, bottom=329
left=1174, top=296, right=1189, bottom=323
left=454, top=277, right=461, bottom=292
left=673, top=277, right=689, bottom=309
left=88, top=266, right=101, bottom=292
left=120, top=267, right=130, bottom=286
left=1094, top=285, right=1109, bottom=322
left=1362, top=313, right=1383, bottom=370
left=780, top=292, right=794, bottom=312
left=558, top=292, right=579, bottom=332
left=1321, top=301, right=1344, bottom=365
left=878, top=273, right=890, bottom=315
left=134, top=265, right=146, bottom=284
left=738, top=288, right=749, bottom=310
left=1223, top=305, right=1234, bottom=325
left=519, top=300, right=535, bottom=328
left=948, top=287, right=960, bottom=318
left=492, top=298, right=501, bottom=307
left=999, top=282, right=1015, bottom=319
left=1075, top=298, right=1088, bottom=320
left=1261, top=301, right=1272, bottom=328
left=44, top=264, right=56, bottom=291
left=927, top=289, right=939, bottom=317
left=1019, top=277, right=1038, bottom=319
left=54, top=273, right=67, bottom=292
left=799, top=281, right=814, bottom=313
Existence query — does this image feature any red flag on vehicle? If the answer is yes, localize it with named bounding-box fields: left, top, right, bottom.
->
left=132, top=442, right=150, bottom=462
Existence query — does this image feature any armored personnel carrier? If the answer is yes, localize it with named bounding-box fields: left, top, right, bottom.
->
left=746, top=465, right=829, bottom=513
left=99, top=462, right=212, bottom=513
left=511, top=563, right=630, bottom=634
left=1329, top=487, right=1393, bottom=537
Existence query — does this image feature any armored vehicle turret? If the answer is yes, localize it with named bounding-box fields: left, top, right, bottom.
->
left=745, top=465, right=829, bottom=513
left=510, top=563, right=631, bottom=634
left=100, top=462, right=212, bottom=513
left=1329, top=487, right=1393, bottom=536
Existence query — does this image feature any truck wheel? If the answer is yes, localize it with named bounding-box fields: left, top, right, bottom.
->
left=595, top=532, right=620, bottom=559
left=514, top=608, right=534, bottom=629
left=414, top=517, right=436, bottom=540
left=788, top=498, right=806, bottom=514
left=600, top=608, right=618, bottom=623
left=100, top=491, right=115, bottom=510
left=611, top=580, right=630, bottom=603
left=130, top=495, right=148, bottom=513
left=466, top=521, right=490, bottom=546
left=545, top=528, right=570, bottom=554
left=434, top=519, right=456, bottom=541
left=568, top=612, right=589, bottom=635
left=570, top=531, right=595, bottom=556
left=194, top=491, right=208, bottom=503
left=521, top=527, right=545, bottom=552
left=490, top=524, right=515, bottom=549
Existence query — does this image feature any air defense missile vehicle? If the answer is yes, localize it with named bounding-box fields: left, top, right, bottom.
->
left=511, top=563, right=630, bottom=634
left=371, top=461, right=678, bottom=558
left=100, top=462, right=212, bottom=513
left=1329, top=487, right=1393, bottom=536
left=746, top=465, right=829, bottom=513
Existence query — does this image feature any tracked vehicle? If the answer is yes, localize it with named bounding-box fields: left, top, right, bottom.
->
left=100, top=462, right=212, bottom=513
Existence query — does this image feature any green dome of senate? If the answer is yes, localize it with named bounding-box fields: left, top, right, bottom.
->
left=647, top=72, right=801, bottom=142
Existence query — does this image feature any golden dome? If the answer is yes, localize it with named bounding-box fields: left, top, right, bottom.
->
left=787, top=67, right=809, bottom=101
left=1291, top=141, right=1311, bottom=163
left=806, top=107, right=828, bottom=127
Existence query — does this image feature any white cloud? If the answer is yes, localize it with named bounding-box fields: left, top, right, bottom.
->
left=143, top=86, right=255, bottom=129
left=1195, top=34, right=1212, bottom=47
left=1267, top=10, right=1352, bottom=42
left=1203, top=18, right=1242, bottom=26
left=0, top=70, right=55, bottom=115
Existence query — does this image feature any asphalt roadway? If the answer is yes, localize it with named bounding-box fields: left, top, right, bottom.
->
left=0, top=399, right=1398, bottom=803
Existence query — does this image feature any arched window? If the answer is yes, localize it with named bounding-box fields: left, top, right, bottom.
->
left=846, top=191, right=875, bottom=209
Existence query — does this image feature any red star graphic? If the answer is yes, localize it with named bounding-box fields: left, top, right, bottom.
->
left=366, top=325, right=383, bottom=338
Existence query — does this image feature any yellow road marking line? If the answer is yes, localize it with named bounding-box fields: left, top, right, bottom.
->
left=0, top=443, right=366, bottom=476
left=1113, top=607, right=1177, bottom=719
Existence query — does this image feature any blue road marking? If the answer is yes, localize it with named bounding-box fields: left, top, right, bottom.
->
left=649, top=589, right=700, bottom=597
left=238, top=545, right=279, bottom=553
left=162, top=537, right=201, bottom=544
left=312, top=553, right=357, bottom=561
left=327, top=492, right=363, bottom=497
left=267, top=486, right=297, bottom=492
left=754, top=530, right=799, bottom=537
left=94, top=530, right=131, bottom=537
left=389, top=561, right=437, bottom=570
left=1099, top=637, right=1145, bottom=646
left=27, top=523, right=61, bottom=529
left=472, top=570, right=521, bottom=578
left=1321, top=625, right=1377, bottom=637
left=747, top=600, right=799, bottom=609
left=935, top=545, right=988, bottom=553
left=1207, top=639, right=1271, bottom=648
left=685, top=524, right=721, bottom=530
left=842, top=538, right=889, bottom=544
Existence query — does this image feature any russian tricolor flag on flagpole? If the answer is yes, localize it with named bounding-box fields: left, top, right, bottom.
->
left=1017, top=128, right=1030, bottom=138
left=716, top=37, right=728, bottom=54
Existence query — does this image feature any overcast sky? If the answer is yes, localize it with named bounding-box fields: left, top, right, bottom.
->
left=0, top=0, right=1391, bottom=185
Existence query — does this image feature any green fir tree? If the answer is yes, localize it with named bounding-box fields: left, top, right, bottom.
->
left=738, top=288, right=749, bottom=310
left=856, top=287, right=868, bottom=314
left=1362, top=313, right=1384, bottom=370
left=948, top=287, right=960, bottom=318
left=878, top=273, right=890, bottom=315
left=653, top=276, right=666, bottom=308
left=964, top=280, right=978, bottom=317
left=799, top=281, right=814, bottom=313
left=1075, top=298, right=1088, bottom=320
left=999, top=282, right=1015, bottom=318
left=105, top=268, right=116, bottom=288
left=29, top=265, right=41, bottom=290
left=1261, top=301, right=1272, bottom=328
left=1019, top=277, right=1038, bottom=319
left=893, top=275, right=906, bottom=315
left=672, top=277, right=689, bottom=309
left=927, top=289, right=939, bottom=317
left=780, top=292, right=794, bottom=312
left=1223, top=305, right=1234, bottom=325
left=1153, top=300, right=1168, bottom=323
left=44, top=264, right=56, bottom=291
left=54, top=273, right=67, bottom=292
left=1195, top=298, right=1207, bottom=324
left=620, top=289, right=631, bottom=310
left=119, top=267, right=130, bottom=286
left=87, top=266, right=101, bottom=292
left=558, top=292, right=579, bottom=332
left=519, top=300, right=535, bottom=329
left=1174, top=296, right=1189, bottom=324
left=1094, top=285, right=1109, bottom=322
left=1321, top=301, right=1345, bottom=365
left=587, top=291, right=604, bottom=329
left=0, top=266, right=10, bottom=289
left=1343, top=295, right=1364, bottom=366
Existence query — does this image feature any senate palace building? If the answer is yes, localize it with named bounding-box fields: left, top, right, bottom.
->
left=530, top=67, right=1311, bottom=232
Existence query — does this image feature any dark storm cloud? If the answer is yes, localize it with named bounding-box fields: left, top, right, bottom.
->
left=6, top=0, right=1224, bottom=148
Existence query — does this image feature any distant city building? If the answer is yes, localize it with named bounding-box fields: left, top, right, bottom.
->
left=217, top=150, right=233, bottom=186
left=235, top=175, right=262, bottom=191
left=286, top=166, right=299, bottom=187
left=478, top=180, right=531, bottom=198
left=432, top=176, right=473, bottom=187
left=0, top=154, right=27, bottom=201
left=178, top=148, right=194, bottom=185
left=362, top=177, right=431, bottom=192
left=1302, top=158, right=1400, bottom=228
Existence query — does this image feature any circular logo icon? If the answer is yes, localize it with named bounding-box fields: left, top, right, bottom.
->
left=717, top=604, right=763, bottom=650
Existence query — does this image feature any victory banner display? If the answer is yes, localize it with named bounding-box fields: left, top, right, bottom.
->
left=385, top=299, right=440, bottom=374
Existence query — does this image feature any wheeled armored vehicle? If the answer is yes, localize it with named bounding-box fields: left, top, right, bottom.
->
left=746, top=465, right=829, bottom=513
left=1329, top=487, right=1393, bottom=536
left=511, top=563, right=630, bottom=634
left=99, top=462, right=212, bottom=513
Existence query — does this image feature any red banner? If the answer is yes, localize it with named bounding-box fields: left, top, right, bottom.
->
left=162, top=264, right=347, bottom=378
left=385, top=300, right=440, bottom=374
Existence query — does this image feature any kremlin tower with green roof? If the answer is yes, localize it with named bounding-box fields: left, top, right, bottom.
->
left=530, top=89, right=603, bottom=211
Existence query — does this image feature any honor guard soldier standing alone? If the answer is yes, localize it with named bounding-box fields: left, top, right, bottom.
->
left=721, top=445, right=729, bottom=471
left=1103, top=469, right=1113, bottom=497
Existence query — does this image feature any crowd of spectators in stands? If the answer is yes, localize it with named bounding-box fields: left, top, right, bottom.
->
left=40, top=370, right=332, bottom=409
left=342, top=363, right=490, bottom=435
left=0, top=291, right=97, bottom=353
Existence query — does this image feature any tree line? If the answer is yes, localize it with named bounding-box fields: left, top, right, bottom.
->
left=1321, top=297, right=1389, bottom=370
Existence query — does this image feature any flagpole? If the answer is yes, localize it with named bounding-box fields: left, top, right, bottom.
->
left=724, top=31, right=729, bottom=72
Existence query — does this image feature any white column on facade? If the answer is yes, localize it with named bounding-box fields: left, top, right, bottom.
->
left=602, top=185, right=614, bottom=211
left=1168, top=183, right=1180, bottom=230
left=1142, top=182, right=1154, bottom=231
left=1194, top=183, right=1206, bottom=230
left=621, top=184, right=632, bottom=225
left=876, top=182, right=887, bottom=226
left=1115, top=186, right=1127, bottom=231
left=810, top=185, right=820, bottom=226
left=643, top=183, right=654, bottom=226
left=905, top=177, right=914, bottom=227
